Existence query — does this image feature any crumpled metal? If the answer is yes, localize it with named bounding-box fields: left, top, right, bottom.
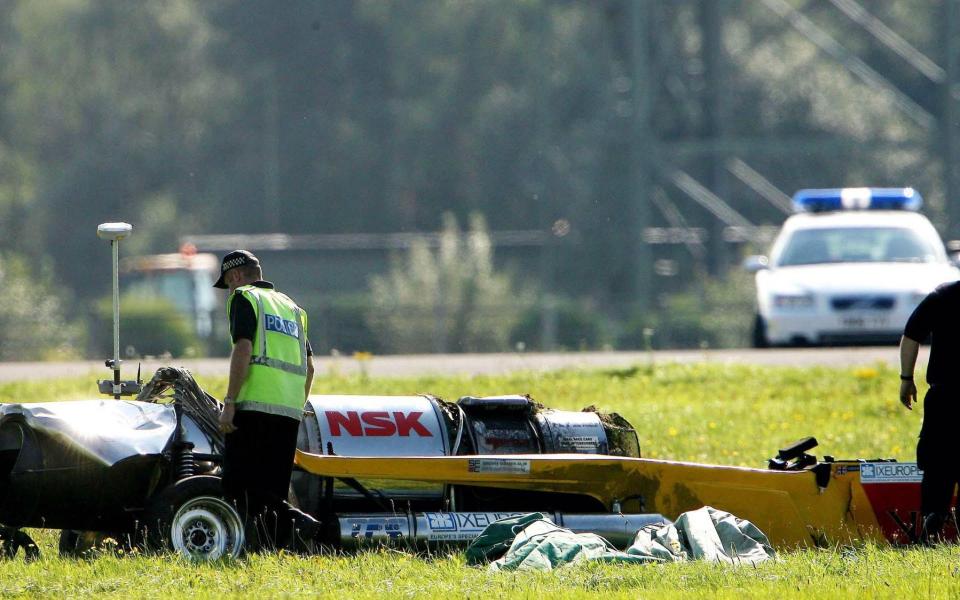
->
left=0, top=400, right=175, bottom=466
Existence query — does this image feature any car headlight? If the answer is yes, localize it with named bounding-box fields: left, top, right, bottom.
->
left=772, top=293, right=815, bottom=309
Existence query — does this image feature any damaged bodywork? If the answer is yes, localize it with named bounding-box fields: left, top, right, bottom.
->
left=0, top=368, right=229, bottom=556
left=0, top=368, right=943, bottom=560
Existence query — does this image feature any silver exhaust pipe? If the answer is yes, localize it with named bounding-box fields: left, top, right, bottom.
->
left=337, top=511, right=669, bottom=550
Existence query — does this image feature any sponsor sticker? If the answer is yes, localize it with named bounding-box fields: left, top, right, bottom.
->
left=425, top=513, right=457, bottom=531
left=860, top=462, right=922, bottom=484
left=349, top=517, right=406, bottom=541
left=325, top=410, right=432, bottom=437
left=422, top=512, right=523, bottom=541
left=561, top=435, right=600, bottom=451
left=467, top=458, right=530, bottom=474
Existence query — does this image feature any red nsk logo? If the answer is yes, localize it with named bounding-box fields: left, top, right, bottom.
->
left=325, top=410, right=432, bottom=437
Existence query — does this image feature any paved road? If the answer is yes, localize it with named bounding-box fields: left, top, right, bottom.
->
left=0, top=346, right=921, bottom=382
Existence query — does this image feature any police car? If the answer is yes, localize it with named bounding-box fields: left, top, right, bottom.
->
left=744, top=188, right=960, bottom=347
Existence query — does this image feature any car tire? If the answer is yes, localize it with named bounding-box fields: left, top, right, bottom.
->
left=141, top=475, right=244, bottom=561
left=752, top=314, right=770, bottom=348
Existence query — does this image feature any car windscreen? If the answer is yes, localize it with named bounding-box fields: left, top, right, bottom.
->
left=776, top=227, right=940, bottom=267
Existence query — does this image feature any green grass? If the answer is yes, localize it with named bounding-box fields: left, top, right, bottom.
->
left=0, top=362, right=947, bottom=599
left=1, top=543, right=959, bottom=599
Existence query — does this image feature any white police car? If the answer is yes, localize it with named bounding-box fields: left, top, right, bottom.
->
left=744, top=188, right=960, bottom=347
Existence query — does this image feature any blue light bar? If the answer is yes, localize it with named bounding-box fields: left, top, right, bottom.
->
left=792, top=187, right=922, bottom=213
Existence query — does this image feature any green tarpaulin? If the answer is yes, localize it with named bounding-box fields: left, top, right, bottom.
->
left=465, top=506, right=776, bottom=572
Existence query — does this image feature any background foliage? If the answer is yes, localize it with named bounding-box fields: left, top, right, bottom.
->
left=0, top=254, right=81, bottom=360
left=94, top=294, right=202, bottom=359
left=0, top=0, right=947, bottom=356
left=368, top=213, right=531, bottom=353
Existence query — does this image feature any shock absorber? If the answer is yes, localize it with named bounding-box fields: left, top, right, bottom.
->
left=174, top=442, right=196, bottom=480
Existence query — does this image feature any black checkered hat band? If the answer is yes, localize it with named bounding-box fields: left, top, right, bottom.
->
left=222, top=256, right=248, bottom=273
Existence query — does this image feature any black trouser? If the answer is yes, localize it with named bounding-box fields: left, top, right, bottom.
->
left=917, top=385, right=960, bottom=534
left=221, top=410, right=319, bottom=550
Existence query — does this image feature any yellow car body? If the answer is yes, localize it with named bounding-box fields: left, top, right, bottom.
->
left=295, top=451, right=905, bottom=548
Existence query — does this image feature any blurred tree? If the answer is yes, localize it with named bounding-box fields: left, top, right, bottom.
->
left=0, top=0, right=951, bottom=355
left=205, top=0, right=394, bottom=234
left=94, top=293, right=201, bottom=358
left=510, top=298, right=610, bottom=351
left=2, top=0, right=235, bottom=296
left=619, top=267, right=755, bottom=350
left=367, top=213, right=532, bottom=353
left=0, top=254, right=82, bottom=360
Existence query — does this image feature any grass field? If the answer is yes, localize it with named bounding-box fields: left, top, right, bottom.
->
left=0, top=362, right=956, bottom=599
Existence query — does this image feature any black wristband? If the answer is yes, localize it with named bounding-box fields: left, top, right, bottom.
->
left=900, top=374, right=914, bottom=381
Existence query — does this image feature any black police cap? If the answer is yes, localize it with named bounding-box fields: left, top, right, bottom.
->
left=213, top=250, right=260, bottom=289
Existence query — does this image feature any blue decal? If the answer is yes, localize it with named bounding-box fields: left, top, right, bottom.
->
left=426, top=513, right=458, bottom=531
left=264, top=314, right=300, bottom=338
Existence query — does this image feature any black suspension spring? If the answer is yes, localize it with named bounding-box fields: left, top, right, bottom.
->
left=174, top=443, right=196, bottom=480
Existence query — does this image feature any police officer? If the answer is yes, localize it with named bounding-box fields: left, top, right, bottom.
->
left=899, top=280, right=960, bottom=541
left=214, top=250, right=319, bottom=549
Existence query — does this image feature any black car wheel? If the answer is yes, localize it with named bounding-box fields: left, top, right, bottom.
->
left=142, top=475, right=244, bottom=561
left=752, top=314, right=770, bottom=348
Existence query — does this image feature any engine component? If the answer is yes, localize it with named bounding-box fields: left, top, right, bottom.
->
left=768, top=437, right=820, bottom=471
left=458, top=396, right=541, bottom=455
left=535, top=410, right=609, bottom=454
left=293, top=395, right=451, bottom=514
left=293, top=394, right=641, bottom=514
left=337, top=511, right=669, bottom=551
left=135, top=366, right=224, bottom=455
left=174, top=443, right=196, bottom=480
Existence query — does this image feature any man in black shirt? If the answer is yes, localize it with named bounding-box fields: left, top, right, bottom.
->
left=215, top=249, right=320, bottom=551
left=900, top=280, right=960, bottom=540
left=224, top=279, right=314, bottom=502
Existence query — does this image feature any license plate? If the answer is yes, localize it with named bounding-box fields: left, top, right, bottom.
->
left=840, top=314, right=889, bottom=329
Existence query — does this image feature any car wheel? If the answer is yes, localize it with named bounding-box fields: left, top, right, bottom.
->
left=142, top=475, right=244, bottom=561
left=752, top=314, right=770, bottom=348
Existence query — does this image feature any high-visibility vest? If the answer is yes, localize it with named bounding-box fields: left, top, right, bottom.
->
left=227, top=285, right=309, bottom=420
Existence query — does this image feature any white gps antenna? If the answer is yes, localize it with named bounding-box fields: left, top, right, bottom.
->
left=97, top=223, right=137, bottom=399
